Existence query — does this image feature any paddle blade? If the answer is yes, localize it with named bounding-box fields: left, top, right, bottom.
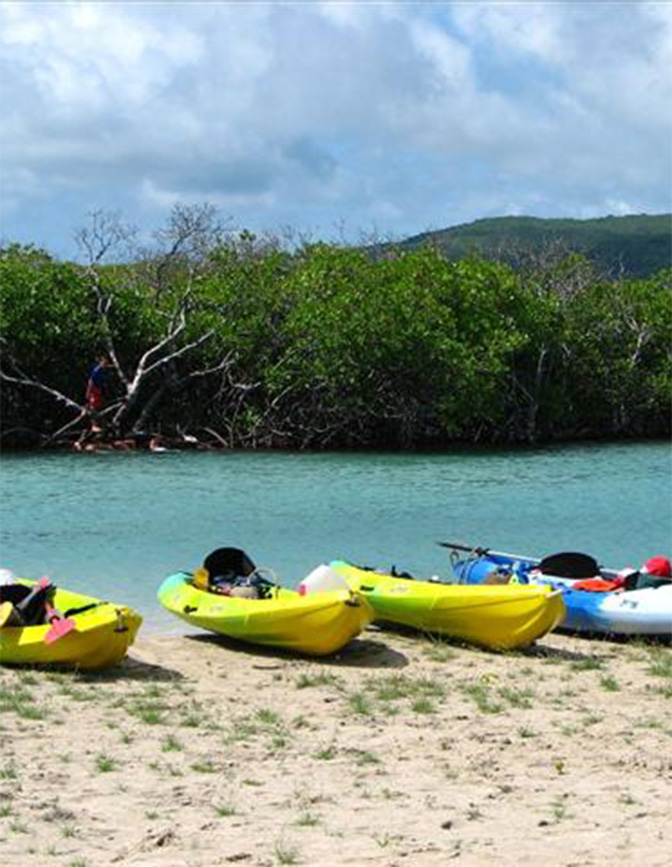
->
left=44, top=617, right=76, bottom=644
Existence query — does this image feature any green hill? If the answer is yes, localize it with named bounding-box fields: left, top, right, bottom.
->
left=397, top=214, right=672, bottom=278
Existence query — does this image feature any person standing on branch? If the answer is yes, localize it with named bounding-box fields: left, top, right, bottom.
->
left=85, top=354, right=111, bottom=433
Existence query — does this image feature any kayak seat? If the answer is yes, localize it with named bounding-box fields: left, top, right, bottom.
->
left=0, top=584, right=50, bottom=626
left=203, top=547, right=257, bottom=584
left=538, top=552, right=599, bottom=579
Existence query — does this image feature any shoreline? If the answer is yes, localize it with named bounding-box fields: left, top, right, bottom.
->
left=1, top=628, right=671, bottom=865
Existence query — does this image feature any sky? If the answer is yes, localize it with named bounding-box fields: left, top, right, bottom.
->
left=1, top=0, right=671, bottom=259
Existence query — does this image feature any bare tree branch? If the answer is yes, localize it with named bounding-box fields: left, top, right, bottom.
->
left=0, top=368, right=83, bottom=413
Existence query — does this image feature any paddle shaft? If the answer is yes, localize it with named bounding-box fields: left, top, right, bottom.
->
left=438, top=542, right=540, bottom=565
left=438, top=542, right=617, bottom=579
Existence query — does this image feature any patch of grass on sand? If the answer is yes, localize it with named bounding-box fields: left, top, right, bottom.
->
left=550, top=795, right=572, bottom=822
left=351, top=749, right=381, bottom=766
left=461, top=681, right=503, bottom=714
left=570, top=657, right=604, bottom=672
left=647, top=647, right=672, bottom=679
left=191, top=759, right=217, bottom=774
left=498, top=685, right=534, bottom=709
left=95, top=753, right=118, bottom=773
left=274, top=837, right=301, bottom=865
left=0, top=762, right=18, bottom=781
left=256, top=707, right=281, bottom=725
left=600, top=674, right=620, bottom=692
left=0, top=684, right=47, bottom=720
left=295, top=811, right=320, bottom=826
left=348, top=692, right=374, bottom=716
left=314, top=744, right=337, bottom=761
left=126, top=689, right=171, bottom=725
left=368, top=674, right=446, bottom=703
left=422, top=638, right=457, bottom=663
left=161, top=733, right=183, bottom=752
left=518, top=726, right=536, bottom=739
left=295, top=671, right=344, bottom=690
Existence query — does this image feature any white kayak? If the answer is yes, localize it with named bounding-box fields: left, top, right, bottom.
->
left=450, top=549, right=672, bottom=639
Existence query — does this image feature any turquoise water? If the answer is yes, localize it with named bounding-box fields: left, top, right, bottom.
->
left=1, top=442, right=670, bottom=633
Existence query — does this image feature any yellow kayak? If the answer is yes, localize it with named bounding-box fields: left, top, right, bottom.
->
left=0, top=580, right=142, bottom=669
left=158, top=571, right=373, bottom=656
left=330, top=561, right=565, bottom=650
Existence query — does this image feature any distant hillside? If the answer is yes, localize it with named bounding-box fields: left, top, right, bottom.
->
left=397, top=214, right=672, bottom=278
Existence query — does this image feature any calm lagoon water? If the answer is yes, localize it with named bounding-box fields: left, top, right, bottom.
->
left=1, top=441, right=670, bottom=633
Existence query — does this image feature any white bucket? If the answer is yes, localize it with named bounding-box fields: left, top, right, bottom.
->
left=298, top=564, right=350, bottom=595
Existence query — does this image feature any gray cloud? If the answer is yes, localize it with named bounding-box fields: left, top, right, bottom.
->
left=0, top=1, right=670, bottom=257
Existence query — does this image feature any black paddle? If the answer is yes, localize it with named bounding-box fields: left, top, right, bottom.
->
left=438, top=542, right=601, bottom=579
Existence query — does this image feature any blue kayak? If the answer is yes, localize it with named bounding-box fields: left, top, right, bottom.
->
left=450, top=550, right=672, bottom=639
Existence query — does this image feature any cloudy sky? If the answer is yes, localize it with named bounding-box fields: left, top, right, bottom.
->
left=1, top=1, right=670, bottom=258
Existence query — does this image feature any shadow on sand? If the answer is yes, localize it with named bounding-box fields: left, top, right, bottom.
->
left=74, top=655, right=186, bottom=683
left=183, top=631, right=409, bottom=669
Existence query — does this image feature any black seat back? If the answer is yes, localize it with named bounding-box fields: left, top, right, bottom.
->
left=538, top=552, right=599, bottom=579
left=0, top=583, right=50, bottom=625
left=203, top=548, right=256, bottom=582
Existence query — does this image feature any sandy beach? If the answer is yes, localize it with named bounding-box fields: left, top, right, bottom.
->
left=1, top=627, right=671, bottom=867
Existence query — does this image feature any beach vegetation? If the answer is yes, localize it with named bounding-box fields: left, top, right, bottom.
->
left=352, top=749, right=381, bottom=766
left=570, top=657, right=604, bottom=671
left=2, top=213, right=669, bottom=451
left=499, top=685, right=535, bottom=708
left=0, top=683, right=47, bottom=720
left=348, top=691, right=374, bottom=716
left=653, top=682, right=672, bottom=699
left=600, top=675, right=620, bottom=692
left=422, top=638, right=457, bottom=663
left=274, top=837, right=301, bottom=865
left=411, top=696, right=436, bottom=714
left=9, top=819, right=28, bottom=833
left=191, top=759, right=216, bottom=773
left=161, top=733, right=183, bottom=752
left=581, top=712, right=604, bottom=727
left=0, top=762, right=18, bottom=781
left=295, top=811, right=320, bottom=826
left=95, top=753, right=118, bottom=773
left=461, top=681, right=503, bottom=714
left=295, top=671, right=343, bottom=690
left=314, top=744, right=337, bottom=761
left=647, top=647, right=672, bottom=678
left=550, top=795, right=572, bottom=822
left=255, top=707, right=281, bottom=725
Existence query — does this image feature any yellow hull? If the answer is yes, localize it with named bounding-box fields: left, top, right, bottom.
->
left=0, top=582, right=142, bottom=670
left=158, top=572, right=373, bottom=656
left=331, top=562, right=565, bottom=650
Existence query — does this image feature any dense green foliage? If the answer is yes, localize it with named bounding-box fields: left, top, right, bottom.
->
left=1, top=237, right=670, bottom=449
left=398, top=214, right=672, bottom=279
